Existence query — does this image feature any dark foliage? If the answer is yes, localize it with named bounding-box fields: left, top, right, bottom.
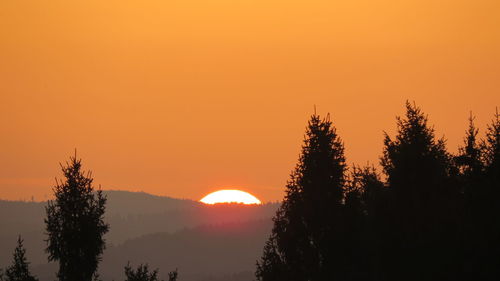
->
left=124, top=263, right=178, bottom=281
left=256, top=113, right=349, bottom=281
left=3, top=237, right=38, bottom=281
left=45, top=154, right=109, bottom=281
left=257, top=102, right=499, bottom=281
left=463, top=109, right=500, bottom=279
left=379, top=102, right=461, bottom=281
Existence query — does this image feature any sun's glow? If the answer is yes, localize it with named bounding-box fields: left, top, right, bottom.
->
left=200, top=189, right=262, bottom=205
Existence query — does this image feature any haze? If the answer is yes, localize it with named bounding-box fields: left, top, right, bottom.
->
left=1, top=0, right=499, bottom=202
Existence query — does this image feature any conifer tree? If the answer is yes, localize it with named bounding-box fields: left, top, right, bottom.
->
left=255, top=225, right=288, bottom=281
left=343, top=169, right=367, bottom=280
left=4, top=236, right=38, bottom=281
left=381, top=102, right=460, bottom=280
left=456, top=114, right=484, bottom=182
left=349, top=165, right=386, bottom=279
left=45, top=154, right=109, bottom=281
left=484, top=109, right=500, bottom=183
left=256, top=113, right=347, bottom=281
left=455, top=114, right=485, bottom=278
left=477, top=109, right=500, bottom=278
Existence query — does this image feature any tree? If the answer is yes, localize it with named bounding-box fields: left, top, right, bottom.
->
left=380, top=102, right=460, bottom=280
left=3, top=236, right=38, bottom=281
left=124, top=263, right=178, bottom=281
left=45, top=154, right=109, bottom=281
left=475, top=109, right=500, bottom=279
left=255, top=231, right=287, bottom=281
left=484, top=108, right=500, bottom=183
left=456, top=114, right=484, bottom=183
left=454, top=114, right=485, bottom=278
left=256, top=113, right=348, bottom=281
left=349, top=165, right=386, bottom=280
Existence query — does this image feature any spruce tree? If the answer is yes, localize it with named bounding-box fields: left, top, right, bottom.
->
left=455, top=114, right=485, bottom=278
left=478, top=109, right=500, bottom=278
left=256, top=113, right=347, bottom=281
left=4, top=236, right=38, bottom=281
left=456, top=114, right=484, bottom=183
left=349, top=165, right=386, bottom=279
left=380, top=102, right=460, bottom=280
left=45, top=154, right=109, bottom=281
left=484, top=109, right=500, bottom=184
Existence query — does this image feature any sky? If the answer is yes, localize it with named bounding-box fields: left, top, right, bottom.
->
left=0, top=0, right=499, bottom=202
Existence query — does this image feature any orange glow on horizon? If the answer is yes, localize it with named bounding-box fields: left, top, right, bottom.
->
left=0, top=0, right=499, bottom=202
left=200, top=190, right=262, bottom=205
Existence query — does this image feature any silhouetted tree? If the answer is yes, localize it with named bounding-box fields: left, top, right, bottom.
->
left=3, top=236, right=38, bottom=281
left=255, top=233, right=286, bottom=281
left=484, top=109, right=500, bottom=177
left=167, top=269, right=178, bottom=281
left=124, top=263, right=178, bottom=281
left=456, top=114, right=484, bottom=185
left=349, top=165, right=386, bottom=280
left=380, top=102, right=460, bottom=280
left=343, top=169, right=368, bottom=281
left=45, top=154, right=109, bottom=281
left=473, top=109, right=500, bottom=279
left=455, top=114, right=486, bottom=278
left=256, top=113, right=348, bottom=281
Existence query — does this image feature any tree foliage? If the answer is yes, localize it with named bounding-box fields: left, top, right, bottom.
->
left=380, top=102, right=461, bottom=280
left=3, top=236, right=38, bottom=281
left=45, top=154, right=109, bottom=281
left=256, top=113, right=349, bottom=281
left=124, top=263, right=178, bottom=281
left=257, top=102, right=500, bottom=281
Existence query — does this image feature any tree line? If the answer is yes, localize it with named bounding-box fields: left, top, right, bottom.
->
left=1, top=101, right=498, bottom=281
left=1, top=155, right=178, bottom=281
left=256, top=102, right=500, bottom=281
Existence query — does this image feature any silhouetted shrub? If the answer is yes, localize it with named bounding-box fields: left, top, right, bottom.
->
left=124, top=263, right=178, bottom=281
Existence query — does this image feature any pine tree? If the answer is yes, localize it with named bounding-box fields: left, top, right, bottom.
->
left=4, top=236, right=38, bottom=281
left=45, top=154, right=109, bottom=281
left=380, top=102, right=460, bottom=280
left=256, top=113, right=347, bottom=281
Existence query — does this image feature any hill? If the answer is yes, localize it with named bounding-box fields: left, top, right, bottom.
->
left=0, top=190, right=279, bottom=281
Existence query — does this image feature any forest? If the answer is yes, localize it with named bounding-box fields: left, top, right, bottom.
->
left=1, top=101, right=499, bottom=281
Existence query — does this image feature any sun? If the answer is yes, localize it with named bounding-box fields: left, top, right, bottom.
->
left=200, top=189, right=262, bottom=205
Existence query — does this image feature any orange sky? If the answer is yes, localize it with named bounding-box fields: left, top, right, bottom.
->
left=1, top=0, right=499, bottom=202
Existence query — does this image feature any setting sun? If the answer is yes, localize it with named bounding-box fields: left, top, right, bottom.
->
left=200, top=190, right=262, bottom=205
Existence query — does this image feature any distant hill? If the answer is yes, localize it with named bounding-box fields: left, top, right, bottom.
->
left=0, top=190, right=279, bottom=281
left=104, top=190, right=200, bottom=216
left=32, top=220, right=273, bottom=281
